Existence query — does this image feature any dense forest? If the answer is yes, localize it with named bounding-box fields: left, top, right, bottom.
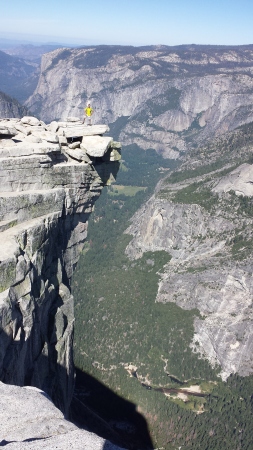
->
left=72, top=140, right=253, bottom=449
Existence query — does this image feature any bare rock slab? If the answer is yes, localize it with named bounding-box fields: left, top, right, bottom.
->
left=63, top=124, right=109, bottom=138
left=81, top=136, right=113, bottom=157
left=65, top=147, right=92, bottom=163
left=213, top=163, right=253, bottom=197
left=0, top=382, right=126, bottom=449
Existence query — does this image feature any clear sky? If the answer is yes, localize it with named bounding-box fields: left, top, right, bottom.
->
left=1, top=0, right=253, bottom=47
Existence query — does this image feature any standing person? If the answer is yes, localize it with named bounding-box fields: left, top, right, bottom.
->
left=83, top=102, right=94, bottom=125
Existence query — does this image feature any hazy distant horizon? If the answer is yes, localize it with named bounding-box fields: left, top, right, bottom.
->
left=1, top=0, right=253, bottom=48
left=0, top=31, right=253, bottom=51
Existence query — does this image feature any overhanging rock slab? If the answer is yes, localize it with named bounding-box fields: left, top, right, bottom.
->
left=81, top=136, right=113, bottom=157
left=63, top=124, right=109, bottom=138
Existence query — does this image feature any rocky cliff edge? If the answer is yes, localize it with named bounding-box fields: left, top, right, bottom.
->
left=0, top=116, right=123, bottom=447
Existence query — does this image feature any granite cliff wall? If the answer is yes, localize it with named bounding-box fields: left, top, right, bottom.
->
left=0, top=116, right=121, bottom=418
left=25, top=45, right=253, bottom=159
left=0, top=91, right=28, bottom=119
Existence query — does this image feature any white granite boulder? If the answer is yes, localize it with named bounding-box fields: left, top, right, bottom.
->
left=14, top=123, right=29, bottom=135
left=31, top=131, right=59, bottom=143
left=25, top=134, right=43, bottom=143
left=68, top=141, right=81, bottom=149
left=20, top=116, right=41, bottom=126
left=0, top=125, right=17, bottom=136
left=65, top=147, right=92, bottom=163
left=47, top=120, right=59, bottom=133
left=81, top=136, right=113, bottom=157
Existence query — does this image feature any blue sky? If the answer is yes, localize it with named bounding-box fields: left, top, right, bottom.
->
left=1, top=0, right=253, bottom=47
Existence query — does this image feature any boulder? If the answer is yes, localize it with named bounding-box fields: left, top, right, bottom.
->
left=25, top=125, right=47, bottom=133
left=12, top=132, right=26, bottom=141
left=14, top=123, right=29, bottom=135
left=47, top=121, right=59, bottom=133
left=68, top=141, right=81, bottom=149
left=81, top=136, right=113, bottom=157
left=111, top=141, right=121, bottom=149
left=31, top=131, right=59, bottom=143
left=65, top=147, right=92, bottom=163
left=0, top=126, right=17, bottom=136
left=25, top=135, right=43, bottom=143
left=109, top=148, right=121, bottom=161
left=21, top=116, right=41, bottom=126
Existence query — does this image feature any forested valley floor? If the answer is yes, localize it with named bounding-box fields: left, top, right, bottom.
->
left=72, top=139, right=253, bottom=450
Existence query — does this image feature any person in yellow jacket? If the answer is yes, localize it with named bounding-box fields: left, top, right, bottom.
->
left=83, top=102, right=94, bottom=125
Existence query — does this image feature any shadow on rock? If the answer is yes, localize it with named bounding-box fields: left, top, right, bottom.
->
left=71, top=368, right=154, bottom=450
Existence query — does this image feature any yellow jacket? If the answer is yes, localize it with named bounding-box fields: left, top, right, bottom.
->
left=85, top=107, right=93, bottom=116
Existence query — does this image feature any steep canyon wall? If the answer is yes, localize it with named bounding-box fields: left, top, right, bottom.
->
left=26, top=45, right=253, bottom=158
left=0, top=116, right=120, bottom=418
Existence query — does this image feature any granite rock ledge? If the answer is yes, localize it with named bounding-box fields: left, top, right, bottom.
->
left=0, top=382, right=126, bottom=449
left=0, top=116, right=121, bottom=427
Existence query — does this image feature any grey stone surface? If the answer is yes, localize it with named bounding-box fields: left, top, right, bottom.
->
left=21, top=116, right=41, bottom=126
left=81, top=136, right=113, bottom=157
left=125, top=164, right=253, bottom=380
left=0, top=92, right=28, bottom=119
left=0, top=382, right=126, bottom=449
left=213, top=163, right=253, bottom=197
left=23, top=46, right=253, bottom=159
left=0, top=117, right=120, bottom=422
left=62, top=124, right=109, bottom=138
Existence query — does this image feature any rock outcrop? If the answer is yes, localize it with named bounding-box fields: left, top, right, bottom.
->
left=0, top=91, right=28, bottom=119
left=125, top=163, right=253, bottom=380
left=0, top=116, right=120, bottom=421
left=0, top=382, right=125, bottom=449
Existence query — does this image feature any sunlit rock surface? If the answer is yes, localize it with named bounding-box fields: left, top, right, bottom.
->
left=125, top=164, right=253, bottom=380
left=25, top=45, right=253, bottom=158
left=0, top=116, right=120, bottom=419
left=0, top=382, right=125, bottom=449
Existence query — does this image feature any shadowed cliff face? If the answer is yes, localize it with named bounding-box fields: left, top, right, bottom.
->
left=0, top=345, right=128, bottom=449
left=25, top=44, right=253, bottom=159
left=0, top=91, right=28, bottom=119
left=0, top=116, right=120, bottom=416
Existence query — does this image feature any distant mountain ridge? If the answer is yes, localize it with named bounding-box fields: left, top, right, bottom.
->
left=0, top=91, right=28, bottom=118
left=1, top=44, right=64, bottom=63
left=25, top=44, right=253, bottom=158
left=0, top=49, right=38, bottom=102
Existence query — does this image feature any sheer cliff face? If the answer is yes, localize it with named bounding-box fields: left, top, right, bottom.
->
left=0, top=50, right=37, bottom=103
left=26, top=45, right=253, bottom=158
left=0, top=91, right=28, bottom=118
left=0, top=116, right=120, bottom=416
